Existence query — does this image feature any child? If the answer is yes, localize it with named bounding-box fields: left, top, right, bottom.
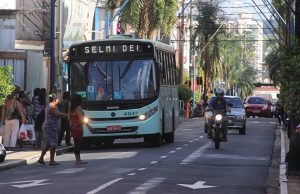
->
left=68, top=94, right=87, bottom=165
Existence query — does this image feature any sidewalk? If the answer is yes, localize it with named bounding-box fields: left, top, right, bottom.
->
left=280, top=126, right=300, bottom=194
left=0, top=143, right=73, bottom=172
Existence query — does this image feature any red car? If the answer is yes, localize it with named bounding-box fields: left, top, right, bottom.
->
left=244, top=96, right=272, bottom=118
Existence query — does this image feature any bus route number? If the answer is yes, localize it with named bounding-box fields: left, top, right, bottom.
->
left=124, top=111, right=138, bottom=116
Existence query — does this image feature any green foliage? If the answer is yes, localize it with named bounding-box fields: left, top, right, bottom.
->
left=265, top=45, right=300, bottom=121
left=178, top=85, right=193, bottom=102
left=194, top=90, right=201, bottom=103
left=0, top=66, right=15, bottom=106
left=119, top=0, right=178, bottom=38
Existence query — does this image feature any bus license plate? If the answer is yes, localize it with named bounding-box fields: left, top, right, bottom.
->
left=107, top=125, right=121, bottom=131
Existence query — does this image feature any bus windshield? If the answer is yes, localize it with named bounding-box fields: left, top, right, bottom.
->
left=70, top=59, right=158, bottom=101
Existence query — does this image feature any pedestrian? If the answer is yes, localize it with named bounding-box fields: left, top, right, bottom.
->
left=275, top=94, right=285, bottom=125
left=1, top=92, right=27, bottom=151
left=32, top=88, right=47, bottom=149
left=58, top=91, right=72, bottom=146
left=37, top=94, right=68, bottom=165
left=31, top=88, right=40, bottom=104
left=69, top=94, right=87, bottom=165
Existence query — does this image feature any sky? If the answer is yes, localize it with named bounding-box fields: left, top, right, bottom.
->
left=218, top=0, right=273, bottom=21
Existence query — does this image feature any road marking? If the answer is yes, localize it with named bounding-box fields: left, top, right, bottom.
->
left=178, top=181, right=217, bottom=189
left=54, top=168, right=85, bottom=174
left=269, top=122, right=276, bottom=124
left=127, top=173, right=137, bottom=176
left=189, top=141, right=194, bottom=143
left=5, top=179, right=52, bottom=188
left=169, top=151, right=176, bottom=154
left=251, top=121, right=260, bottom=124
left=160, top=156, right=167, bottom=159
left=176, top=147, right=182, bottom=150
left=128, top=177, right=165, bottom=194
left=138, top=168, right=146, bottom=171
left=181, top=142, right=211, bottom=164
left=183, top=144, right=188, bottom=146
left=182, top=128, right=193, bottom=131
left=86, top=178, right=123, bottom=194
left=203, top=154, right=269, bottom=161
left=150, top=161, right=158, bottom=164
left=200, top=136, right=204, bottom=138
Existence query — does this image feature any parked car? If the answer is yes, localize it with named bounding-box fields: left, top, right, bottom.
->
left=204, top=96, right=246, bottom=135
left=0, top=143, right=6, bottom=163
left=244, top=96, right=272, bottom=118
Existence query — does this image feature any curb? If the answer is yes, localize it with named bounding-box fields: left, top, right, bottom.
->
left=0, top=146, right=73, bottom=172
left=280, top=127, right=288, bottom=194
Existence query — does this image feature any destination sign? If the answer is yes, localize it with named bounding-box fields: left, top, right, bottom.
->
left=70, top=42, right=154, bottom=57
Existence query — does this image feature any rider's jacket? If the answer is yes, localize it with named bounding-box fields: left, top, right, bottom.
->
left=211, top=96, right=227, bottom=115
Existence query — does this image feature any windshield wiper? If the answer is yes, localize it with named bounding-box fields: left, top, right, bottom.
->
left=120, top=60, right=133, bottom=79
left=93, top=62, right=107, bottom=78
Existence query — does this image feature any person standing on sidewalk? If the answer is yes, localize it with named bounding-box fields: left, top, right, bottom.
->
left=32, top=88, right=46, bottom=149
left=58, top=92, right=72, bottom=146
left=37, top=94, right=68, bottom=165
left=69, top=94, right=87, bottom=165
left=275, top=94, right=285, bottom=126
left=1, top=92, right=27, bottom=151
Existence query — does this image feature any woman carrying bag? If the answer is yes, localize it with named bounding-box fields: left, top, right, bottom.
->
left=1, top=92, right=27, bottom=151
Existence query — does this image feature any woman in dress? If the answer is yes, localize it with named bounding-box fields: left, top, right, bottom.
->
left=37, top=94, right=68, bottom=165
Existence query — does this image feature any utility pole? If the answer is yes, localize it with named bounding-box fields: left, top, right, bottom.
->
left=178, top=0, right=185, bottom=85
left=50, top=0, right=56, bottom=93
left=189, top=3, right=195, bottom=107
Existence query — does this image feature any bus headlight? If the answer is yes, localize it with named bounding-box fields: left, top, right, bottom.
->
left=215, top=114, right=222, bottom=121
left=83, top=117, right=90, bottom=124
left=138, top=106, right=158, bottom=121
left=139, top=115, right=146, bottom=120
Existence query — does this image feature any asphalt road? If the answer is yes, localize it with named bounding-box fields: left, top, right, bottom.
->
left=0, top=117, right=278, bottom=194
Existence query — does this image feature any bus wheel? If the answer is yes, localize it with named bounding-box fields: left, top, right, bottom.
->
left=164, top=131, right=174, bottom=143
left=145, top=134, right=162, bottom=147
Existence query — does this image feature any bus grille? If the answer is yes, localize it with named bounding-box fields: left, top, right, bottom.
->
left=88, top=126, right=138, bottom=134
left=90, top=117, right=138, bottom=121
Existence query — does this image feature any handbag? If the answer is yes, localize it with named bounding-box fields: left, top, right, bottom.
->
left=18, top=124, right=26, bottom=140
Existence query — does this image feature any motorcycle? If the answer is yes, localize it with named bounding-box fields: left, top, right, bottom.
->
left=211, top=113, right=224, bottom=149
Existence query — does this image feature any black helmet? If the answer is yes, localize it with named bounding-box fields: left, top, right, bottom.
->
left=216, top=89, right=224, bottom=96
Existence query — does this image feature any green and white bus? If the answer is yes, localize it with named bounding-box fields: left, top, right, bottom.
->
left=67, top=37, right=179, bottom=147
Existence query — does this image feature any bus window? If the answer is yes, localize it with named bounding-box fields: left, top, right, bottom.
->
left=70, top=62, right=88, bottom=99
left=87, top=62, right=113, bottom=101
left=119, top=59, right=157, bottom=99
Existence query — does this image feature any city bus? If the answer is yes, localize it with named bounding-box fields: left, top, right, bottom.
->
left=67, top=36, right=179, bottom=147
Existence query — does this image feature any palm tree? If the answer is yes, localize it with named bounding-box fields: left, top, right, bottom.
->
left=191, top=0, right=226, bottom=96
left=116, top=0, right=178, bottom=39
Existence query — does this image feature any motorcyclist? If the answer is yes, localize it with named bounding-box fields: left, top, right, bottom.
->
left=208, top=89, right=230, bottom=142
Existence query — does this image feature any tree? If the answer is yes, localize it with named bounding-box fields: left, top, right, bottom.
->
left=0, top=66, right=15, bottom=106
left=191, top=0, right=226, bottom=97
left=265, top=45, right=300, bottom=123
left=118, top=0, right=178, bottom=39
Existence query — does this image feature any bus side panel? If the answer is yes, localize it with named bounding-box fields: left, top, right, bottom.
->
left=159, top=86, right=179, bottom=134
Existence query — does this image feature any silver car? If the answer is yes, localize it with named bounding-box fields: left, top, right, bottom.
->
left=204, top=96, right=246, bottom=135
